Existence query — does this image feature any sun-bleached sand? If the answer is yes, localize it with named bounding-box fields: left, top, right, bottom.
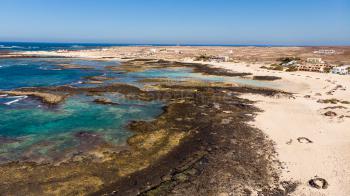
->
left=214, top=62, right=350, bottom=196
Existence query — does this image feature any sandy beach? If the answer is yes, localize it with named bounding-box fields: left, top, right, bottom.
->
left=213, top=62, right=350, bottom=196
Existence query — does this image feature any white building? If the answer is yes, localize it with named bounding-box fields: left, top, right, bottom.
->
left=282, top=60, right=298, bottom=67
left=314, top=49, right=336, bottom=55
left=331, top=65, right=350, bottom=75
left=222, top=56, right=230, bottom=62
left=150, top=48, right=157, bottom=54
left=307, top=58, right=324, bottom=64
left=210, top=56, right=230, bottom=62
left=57, top=49, right=68, bottom=53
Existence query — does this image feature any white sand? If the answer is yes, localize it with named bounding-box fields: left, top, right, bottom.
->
left=215, top=62, right=350, bottom=195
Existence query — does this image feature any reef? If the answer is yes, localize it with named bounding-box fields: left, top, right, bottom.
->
left=0, top=90, right=65, bottom=105
left=93, top=98, right=120, bottom=105
left=1, top=83, right=150, bottom=105
left=83, top=76, right=114, bottom=84
left=56, top=64, right=95, bottom=70
left=137, top=78, right=171, bottom=83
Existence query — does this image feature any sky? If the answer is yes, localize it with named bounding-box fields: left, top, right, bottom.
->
left=0, top=0, right=349, bottom=45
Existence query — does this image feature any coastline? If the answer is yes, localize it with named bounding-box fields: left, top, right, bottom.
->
left=1, top=46, right=350, bottom=195
left=212, top=61, right=350, bottom=195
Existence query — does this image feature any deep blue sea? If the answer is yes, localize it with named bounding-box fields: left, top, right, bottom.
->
left=0, top=42, right=133, bottom=52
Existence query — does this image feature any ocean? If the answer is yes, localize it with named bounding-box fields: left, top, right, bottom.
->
left=0, top=42, right=131, bottom=52
left=0, top=41, right=285, bottom=53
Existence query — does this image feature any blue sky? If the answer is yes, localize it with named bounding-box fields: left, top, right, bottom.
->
left=0, top=0, right=349, bottom=45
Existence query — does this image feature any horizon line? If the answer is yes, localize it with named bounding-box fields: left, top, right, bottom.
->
left=1, top=41, right=350, bottom=47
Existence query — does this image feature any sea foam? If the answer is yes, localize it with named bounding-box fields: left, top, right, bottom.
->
left=4, top=96, right=28, bottom=105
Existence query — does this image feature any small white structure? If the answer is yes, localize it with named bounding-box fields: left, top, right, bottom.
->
left=174, top=49, right=182, bottom=54
left=314, top=49, right=336, bottom=55
left=210, top=56, right=230, bottom=62
left=282, top=60, right=298, bottom=67
left=307, top=58, right=324, bottom=64
left=150, top=48, right=157, bottom=54
left=332, top=65, right=350, bottom=75
left=222, top=56, right=230, bottom=62
left=57, top=49, right=68, bottom=53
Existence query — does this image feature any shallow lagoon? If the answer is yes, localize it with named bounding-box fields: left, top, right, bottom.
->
left=0, top=58, right=161, bottom=162
left=0, top=95, right=163, bottom=163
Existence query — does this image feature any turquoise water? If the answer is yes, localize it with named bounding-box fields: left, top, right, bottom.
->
left=127, top=67, right=279, bottom=88
left=0, top=95, right=162, bottom=162
left=0, top=57, right=277, bottom=163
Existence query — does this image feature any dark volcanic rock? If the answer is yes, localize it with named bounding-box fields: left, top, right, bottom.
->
left=92, top=84, right=293, bottom=196
left=323, top=106, right=347, bottom=110
left=0, top=137, right=21, bottom=144
left=309, top=177, right=328, bottom=189
left=73, top=131, right=106, bottom=149
left=324, top=111, right=337, bottom=117
left=74, top=131, right=99, bottom=139
left=297, top=137, right=313, bottom=144
left=253, top=76, right=282, bottom=81
left=93, top=98, right=120, bottom=105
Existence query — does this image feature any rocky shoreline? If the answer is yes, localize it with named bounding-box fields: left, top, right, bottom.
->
left=0, top=81, right=294, bottom=195
left=94, top=84, right=295, bottom=196
left=0, top=58, right=296, bottom=195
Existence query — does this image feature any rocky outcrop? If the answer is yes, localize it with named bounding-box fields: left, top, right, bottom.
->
left=0, top=90, right=65, bottom=104
left=253, top=75, right=282, bottom=81
left=93, top=98, right=119, bottom=105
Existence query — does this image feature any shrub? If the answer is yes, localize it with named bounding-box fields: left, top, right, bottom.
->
left=341, top=100, right=350, bottom=104
left=253, top=76, right=282, bottom=81
left=323, top=67, right=332, bottom=73
left=277, top=57, right=300, bottom=64
left=260, top=64, right=284, bottom=71
left=318, top=99, right=340, bottom=104
left=195, top=55, right=212, bottom=61
left=272, top=65, right=284, bottom=71
left=286, top=66, right=298, bottom=72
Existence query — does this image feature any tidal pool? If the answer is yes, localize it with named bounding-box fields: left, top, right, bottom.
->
left=0, top=94, right=163, bottom=163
